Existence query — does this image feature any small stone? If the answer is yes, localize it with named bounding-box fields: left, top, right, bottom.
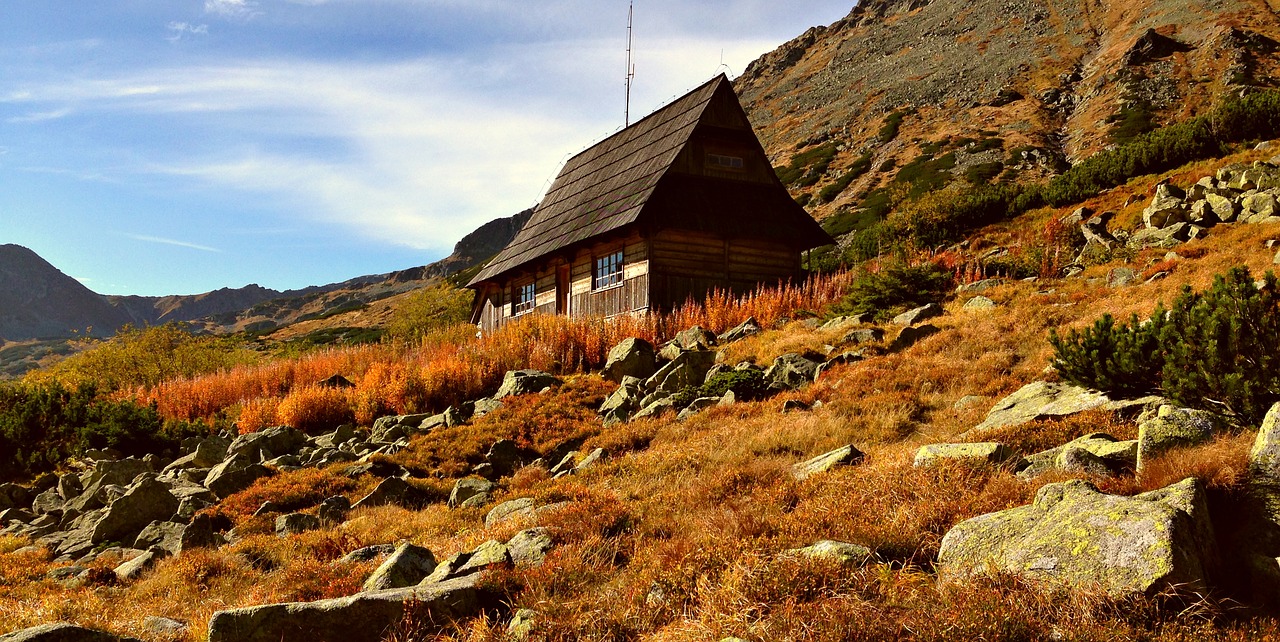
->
left=963, top=295, right=996, bottom=310
left=791, top=445, right=865, bottom=480
left=787, top=540, right=874, bottom=566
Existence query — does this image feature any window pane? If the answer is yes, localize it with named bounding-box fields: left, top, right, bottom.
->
left=593, top=250, right=623, bottom=289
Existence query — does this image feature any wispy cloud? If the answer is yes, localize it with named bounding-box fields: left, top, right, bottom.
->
left=166, top=22, right=210, bottom=42
left=7, top=107, right=72, bottom=123
left=204, top=0, right=262, bottom=20
left=125, top=234, right=222, bottom=253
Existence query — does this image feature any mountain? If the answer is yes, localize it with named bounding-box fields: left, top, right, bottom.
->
left=734, top=0, right=1280, bottom=223
left=0, top=210, right=531, bottom=344
left=0, top=244, right=134, bottom=341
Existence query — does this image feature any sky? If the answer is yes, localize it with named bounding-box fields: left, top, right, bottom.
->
left=0, top=1, right=851, bottom=296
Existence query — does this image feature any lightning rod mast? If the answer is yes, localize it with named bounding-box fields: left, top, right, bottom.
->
left=625, top=1, right=635, bottom=126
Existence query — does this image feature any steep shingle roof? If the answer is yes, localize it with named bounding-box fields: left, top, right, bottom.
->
left=468, top=75, right=727, bottom=286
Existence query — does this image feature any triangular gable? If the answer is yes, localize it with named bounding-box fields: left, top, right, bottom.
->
left=468, top=75, right=730, bottom=286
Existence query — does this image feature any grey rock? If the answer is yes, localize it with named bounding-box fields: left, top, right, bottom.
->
left=448, top=478, right=495, bottom=508
left=314, top=425, right=358, bottom=450
left=670, top=325, right=718, bottom=351
left=888, top=324, right=940, bottom=351
left=573, top=448, right=607, bottom=473
left=963, top=295, right=997, bottom=310
left=1136, top=405, right=1220, bottom=471
left=351, top=477, right=424, bottom=511
left=764, top=353, right=820, bottom=390
left=892, top=302, right=943, bottom=326
left=1250, top=403, right=1280, bottom=480
left=133, top=521, right=186, bottom=556
left=0, top=623, right=142, bottom=642
left=226, top=426, right=306, bottom=462
left=956, top=278, right=1004, bottom=293
left=206, top=575, right=492, bottom=642
left=1106, top=267, right=1139, bottom=288
left=275, top=513, right=321, bottom=536
left=507, top=527, right=554, bottom=567
left=362, top=543, right=438, bottom=592
left=56, top=474, right=83, bottom=501
left=31, top=489, right=64, bottom=515
left=719, top=316, right=763, bottom=342
left=786, top=540, right=874, bottom=566
left=204, top=456, right=272, bottom=500
left=938, top=478, right=1219, bottom=596
left=485, top=439, right=525, bottom=478
left=791, top=445, right=865, bottom=480
left=142, top=617, right=189, bottom=637
left=644, top=350, right=716, bottom=395
left=91, top=477, right=179, bottom=545
left=914, top=443, right=1020, bottom=468
left=485, top=498, right=535, bottom=528
left=842, top=327, right=884, bottom=344
left=1204, top=191, right=1240, bottom=223
left=1128, top=223, right=1191, bottom=250
left=599, top=376, right=644, bottom=425
left=179, top=513, right=225, bottom=553
left=968, top=381, right=1162, bottom=436
left=494, top=370, right=560, bottom=399
left=507, top=609, right=539, bottom=640
left=114, top=546, right=168, bottom=582
left=676, top=397, right=721, bottom=421
left=340, top=544, right=398, bottom=564
left=601, top=338, right=657, bottom=382
left=318, top=496, right=351, bottom=525
left=1143, top=194, right=1187, bottom=229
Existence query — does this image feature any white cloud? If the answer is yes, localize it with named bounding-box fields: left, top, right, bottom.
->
left=204, top=0, right=262, bottom=19
left=125, top=234, right=222, bottom=253
left=6, top=107, right=72, bottom=123
left=166, top=22, right=210, bottom=42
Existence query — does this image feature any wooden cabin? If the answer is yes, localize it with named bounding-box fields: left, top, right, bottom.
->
left=466, top=74, right=833, bottom=332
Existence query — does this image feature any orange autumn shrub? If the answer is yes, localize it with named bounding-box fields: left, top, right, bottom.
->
left=276, top=386, right=355, bottom=434
left=237, top=396, right=282, bottom=434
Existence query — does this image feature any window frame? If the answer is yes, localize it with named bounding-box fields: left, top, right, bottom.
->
left=592, top=249, right=625, bottom=291
left=706, top=153, right=745, bottom=170
left=512, top=280, right=536, bottom=315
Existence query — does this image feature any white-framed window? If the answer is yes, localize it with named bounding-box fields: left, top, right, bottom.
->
left=513, top=281, right=536, bottom=315
left=593, top=250, right=624, bottom=290
left=707, top=153, right=744, bottom=169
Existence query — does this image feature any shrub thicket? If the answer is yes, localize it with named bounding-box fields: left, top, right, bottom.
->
left=0, top=381, right=201, bottom=480
left=1051, top=268, right=1280, bottom=425
left=384, top=284, right=473, bottom=344
left=829, top=262, right=954, bottom=320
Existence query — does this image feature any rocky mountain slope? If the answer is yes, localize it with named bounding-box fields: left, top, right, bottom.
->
left=0, top=245, right=134, bottom=341
left=735, top=0, right=1280, bottom=223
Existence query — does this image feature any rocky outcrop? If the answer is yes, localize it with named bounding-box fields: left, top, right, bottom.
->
left=494, top=370, right=560, bottom=399
left=600, top=338, right=656, bottom=382
left=939, top=478, right=1219, bottom=596
left=968, top=381, right=1161, bottom=436
left=362, top=543, right=438, bottom=592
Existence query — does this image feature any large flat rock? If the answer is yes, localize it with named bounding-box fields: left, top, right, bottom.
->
left=207, top=575, right=489, bottom=642
left=938, top=478, right=1219, bottom=596
left=966, top=381, right=1160, bottom=436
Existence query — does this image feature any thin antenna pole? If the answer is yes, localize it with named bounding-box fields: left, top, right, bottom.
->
left=625, top=1, right=635, bottom=126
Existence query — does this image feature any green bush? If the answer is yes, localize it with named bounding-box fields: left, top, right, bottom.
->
left=878, top=111, right=908, bottom=144
left=1051, top=268, right=1280, bottom=425
left=701, top=369, right=769, bottom=401
left=819, top=153, right=874, bottom=203
left=0, top=381, right=204, bottom=481
left=385, top=284, right=473, bottom=344
left=829, top=262, right=954, bottom=320
left=775, top=142, right=839, bottom=186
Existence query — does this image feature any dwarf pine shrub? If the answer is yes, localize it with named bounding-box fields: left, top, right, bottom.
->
left=1051, top=267, right=1280, bottom=425
left=829, top=262, right=954, bottom=320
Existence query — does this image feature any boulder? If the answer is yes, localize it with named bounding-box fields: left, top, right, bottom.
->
left=313, top=424, right=358, bottom=450
left=317, top=496, right=351, bottom=525
left=913, top=443, right=1020, bottom=468
left=790, top=445, right=865, bottom=480
left=141, top=617, right=189, bottom=638
left=0, top=623, right=142, bottom=642
left=719, top=317, right=763, bottom=343
left=601, top=338, right=657, bottom=382
left=786, top=540, right=874, bottom=566
left=968, top=381, right=1161, bottom=436
left=31, top=489, right=64, bottom=515
left=963, top=295, right=997, bottom=310
left=114, top=546, right=168, bottom=582
left=91, top=477, right=179, bottom=545
left=56, top=474, right=83, bottom=501
left=599, top=376, right=644, bottom=425
left=1244, top=192, right=1280, bottom=219
left=485, top=439, right=525, bottom=478
left=1249, top=402, right=1280, bottom=479
left=485, top=498, right=536, bottom=528
left=1106, top=267, right=1139, bottom=288
left=1204, top=191, right=1240, bottom=223
left=275, top=513, right=321, bottom=536
left=670, top=326, right=717, bottom=351
left=888, top=324, right=940, bottom=352
left=206, top=575, right=493, bottom=642
left=179, top=513, right=226, bottom=552
left=892, top=303, right=943, bottom=326
left=133, top=521, right=186, bottom=556
left=225, top=426, right=306, bottom=462
left=507, top=609, right=539, bottom=640
left=1136, top=405, right=1220, bottom=471
left=448, top=478, right=495, bottom=508
left=362, top=543, right=438, bottom=592
left=842, top=327, right=884, bottom=344
left=764, top=353, right=820, bottom=390
left=1128, top=223, right=1191, bottom=250
left=495, top=370, right=560, bottom=399
left=351, top=477, right=424, bottom=511
left=644, top=350, right=716, bottom=395
left=937, top=478, right=1219, bottom=596
left=204, top=456, right=272, bottom=500
left=1018, top=433, right=1137, bottom=479
left=340, top=544, right=398, bottom=564
left=573, top=448, right=607, bottom=474
left=506, top=528, right=555, bottom=567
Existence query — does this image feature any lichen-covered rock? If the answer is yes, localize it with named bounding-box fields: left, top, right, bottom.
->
left=888, top=324, right=940, bottom=352
left=275, top=513, right=320, bottom=536
left=351, top=477, right=423, bottom=511
left=485, top=498, right=535, bottom=528
left=601, top=338, right=657, bottom=382
left=494, top=370, right=561, bottom=399
left=938, top=478, right=1220, bottom=596
left=913, top=443, right=1019, bottom=468
left=670, top=326, right=718, bottom=351
left=764, top=353, right=820, bottom=390
left=362, top=543, right=437, bottom=592
left=599, top=376, right=644, bottom=425
left=507, top=527, right=554, bottom=567
left=1136, top=405, right=1220, bottom=471
left=204, top=456, right=272, bottom=500
left=842, top=327, right=884, bottom=345
left=963, top=295, right=997, bottom=310
left=91, top=477, right=179, bottom=545
left=448, top=478, right=495, bottom=508
left=791, top=445, right=865, bottom=480
left=1019, top=433, right=1138, bottom=479
left=718, top=317, right=762, bottom=343
left=645, top=350, right=716, bottom=395
left=1250, top=403, right=1280, bottom=479
left=968, top=381, right=1160, bottom=436
left=114, top=546, right=168, bottom=582
left=0, top=622, right=143, bottom=642
left=206, top=575, right=491, bottom=642
left=892, top=303, right=943, bottom=326
left=786, top=540, right=874, bottom=566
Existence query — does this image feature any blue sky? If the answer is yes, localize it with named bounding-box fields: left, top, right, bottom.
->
left=0, top=1, right=850, bottom=296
